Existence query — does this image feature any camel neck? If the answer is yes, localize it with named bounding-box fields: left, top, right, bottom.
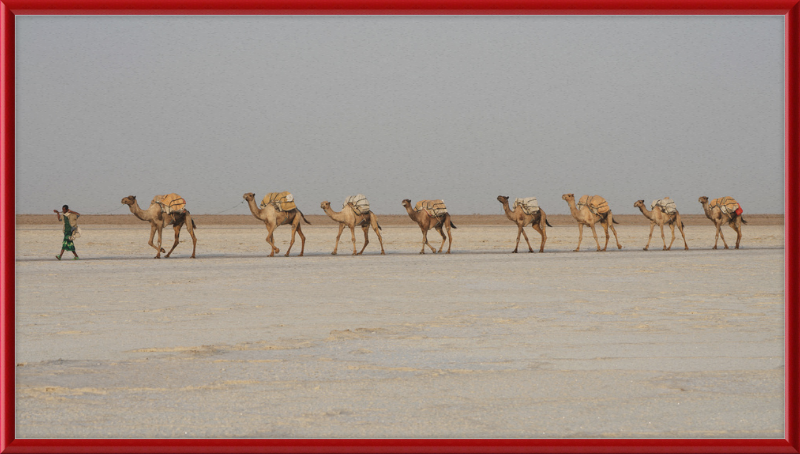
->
left=500, top=201, right=515, bottom=220
left=128, top=202, right=149, bottom=221
left=246, top=198, right=263, bottom=218
left=565, top=199, right=580, bottom=218
left=637, top=205, right=654, bottom=221
left=323, top=205, right=344, bottom=222
left=404, top=205, right=418, bottom=220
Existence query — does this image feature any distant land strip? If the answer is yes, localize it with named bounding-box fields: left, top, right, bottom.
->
left=16, top=214, right=784, bottom=227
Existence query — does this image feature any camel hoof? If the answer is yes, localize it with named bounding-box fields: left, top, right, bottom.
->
left=512, top=250, right=518, bottom=253
left=528, top=250, right=534, bottom=253
left=331, top=252, right=337, bottom=255
left=299, top=253, right=304, bottom=256
left=191, top=255, right=196, bottom=259
left=724, top=246, right=729, bottom=250
left=380, top=252, right=385, bottom=255
left=712, top=247, right=717, bottom=250
left=643, top=247, right=648, bottom=251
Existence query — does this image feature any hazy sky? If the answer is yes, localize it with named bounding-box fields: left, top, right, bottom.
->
left=15, top=15, right=784, bottom=215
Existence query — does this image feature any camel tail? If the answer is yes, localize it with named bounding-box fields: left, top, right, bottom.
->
left=681, top=221, right=685, bottom=229
left=545, top=218, right=553, bottom=228
left=450, top=220, right=458, bottom=229
left=377, top=223, right=383, bottom=230
left=191, top=219, right=197, bottom=229
left=612, top=218, right=619, bottom=224
left=299, top=210, right=311, bottom=225
left=741, top=216, right=748, bottom=225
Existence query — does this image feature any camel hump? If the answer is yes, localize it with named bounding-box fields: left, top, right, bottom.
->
left=710, top=197, right=741, bottom=215
left=415, top=199, right=448, bottom=217
left=344, top=194, right=370, bottom=215
left=651, top=197, right=678, bottom=214
left=513, top=197, right=540, bottom=215
left=152, top=193, right=186, bottom=214
left=262, top=191, right=297, bottom=211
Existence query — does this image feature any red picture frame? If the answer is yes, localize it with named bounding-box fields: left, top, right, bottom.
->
left=1, top=1, right=798, bottom=452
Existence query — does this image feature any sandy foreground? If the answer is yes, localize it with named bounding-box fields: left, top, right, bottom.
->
left=14, top=219, right=785, bottom=438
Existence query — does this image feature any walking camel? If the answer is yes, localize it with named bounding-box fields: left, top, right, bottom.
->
left=633, top=199, right=688, bottom=251
left=121, top=195, right=197, bottom=259
left=243, top=193, right=310, bottom=257
left=401, top=199, right=457, bottom=254
left=496, top=196, right=552, bottom=253
left=562, top=194, right=622, bottom=252
left=320, top=201, right=385, bottom=255
left=698, top=196, right=746, bottom=249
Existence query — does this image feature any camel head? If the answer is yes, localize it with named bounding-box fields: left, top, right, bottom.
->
left=562, top=194, right=575, bottom=201
left=320, top=201, right=330, bottom=210
left=634, top=200, right=645, bottom=208
left=121, top=195, right=136, bottom=206
left=698, top=196, right=709, bottom=204
left=401, top=199, right=412, bottom=208
left=497, top=195, right=509, bottom=203
left=243, top=193, right=255, bottom=201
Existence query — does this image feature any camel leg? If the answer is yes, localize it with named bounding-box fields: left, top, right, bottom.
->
left=285, top=220, right=305, bottom=257
left=350, top=224, right=358, bottom=255
left=296, top=224, right=306, bottom=256
left=184, top=214, right=197, bottom=258
left=164, top=224, right=181, bottom=258
left=715, top=220, right=728, bottom=249
left=675, top=215, right=688, bottom=250
left=575, top=224, right=585, bottom=252
left=370, top=215, right=385, bottom=255
left=420, top=228, right=433, bottom=254
left=155, top=225, right=164, bottom=259
left=332, top=223, right=345, bottom=255
left=600, top=221, right=610, bottom=252
left=358, top=224, right=370, bottom=255
left=660, top=223, right=667, bottom=250
left=435, top=225, right=447, bottom=253
left=266, top=224, right=278, bottom=257
left=667, top=223, right=676, bottom=250
left=644, top=223, right=655, bottom=251
left=589, top=222, right=602, bottom=251
left=520, top=227, right=534, bottom=253
left=146, top=223, right=165, bottom=257
left=512, top=225, right=522, bottom=253
left=444, top=223, right=453, bottom=254
left=732, top=219, right=742, bottom=249
left=531, top=222, right=546, bottom=253
left=608, top=214, right=622, bottom=249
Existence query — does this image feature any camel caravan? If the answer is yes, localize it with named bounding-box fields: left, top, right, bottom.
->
left=114, top=192, right=748, bottom=258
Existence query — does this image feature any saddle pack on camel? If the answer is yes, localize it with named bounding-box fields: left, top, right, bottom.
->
left=577, top=195, right=610, bottom=216
left=513, top=197, right=540, bottom=215
left=651, top=197, right=678, bottom=214
left=151, top=193, right=186, bottom=214
left=414, top=199, right=448, bottom=218
left=261, top=192, right=297, bottom=211
left=710, top=197, right=743, bottom=216
left=344, top=194, right=370, bottom=215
